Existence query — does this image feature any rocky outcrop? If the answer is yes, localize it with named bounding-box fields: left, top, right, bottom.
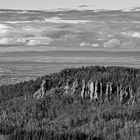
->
left=81, top=79, right=86, bottom=98
left=64, top=79, right=70, bottom=94
left=119, top=86, right=135, bottom=105
left=88, top=80, right=94, bottom=101
left=79, top=80, right=134, bottom=105
left=33, top=78, right=135, bottom=105
left=71, top=79, right=78, bottom=95
left=34, top=79, right=47, bottom=99
left=100, top=83, right=103, bottom=103
left=94, top=81, right=98, bottom=101
left=105, top=83, right=109, bottom=103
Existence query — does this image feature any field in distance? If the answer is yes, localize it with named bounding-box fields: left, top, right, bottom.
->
left=0, top=50, right=140, bottom=85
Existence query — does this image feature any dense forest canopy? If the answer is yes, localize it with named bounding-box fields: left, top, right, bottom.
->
left=0, top=65, right=140, bottom=102
left=0, top=65, right=140, bottom=140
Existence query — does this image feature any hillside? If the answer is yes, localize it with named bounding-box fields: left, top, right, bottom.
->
left=0, top=65, right=140, bottom=140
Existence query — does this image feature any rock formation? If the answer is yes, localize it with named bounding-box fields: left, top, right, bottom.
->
left=109, top=83, right=113, bottom=101
left=119, top=85, right=134, bottom=104
left=100, top=83, right=103, bottom=103
left=81, top=79, right=86, bottom=98
left=105, top=83, right=109, bottom=103
left=34, top=79, right=47, bottom=99
left=94, top=81, right=98, bottom=101
left=71, top=79, right=78, bottom=95
left=33, top=78, right=135, bottom=105
left=127, top=86, right=134, bottom=105
left=64, top=79, right=70, bottom=94
left=79, top=81, right=134, bottom=105
left=119, top=85, right=123, bottom=104
left=89, top=80, right=94, bottom=101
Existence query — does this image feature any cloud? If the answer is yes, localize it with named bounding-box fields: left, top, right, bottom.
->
left=0, top=38, right=16, bottom=45
left=121, top=41, right=135, bottom=48
left=121, top=32, right=140, bottom=38
left=42, top=30, right=71, bottom=39
left=27, top=40, right=41, bottom=46
left=80, top=42, right=100, bottom=47
left=103, top=38, right=120, bottom=48
left=26, top=37, right=53, bottom=45
left=44, top=17, right=90, bottom=24
left=0, top=24, right=11, bottom=36
left=91, top=44, right=99, bottom=47
left=0, top=37, right=53, bottom=46
left=0, top=24, right=10, bottom=29
left=80, top=42, right=90, bottom=47
left=0, top=22, right=71, bottom=41
left=22, top=26, right=44, bottom=33
left=121, top=7, right=140, bottom=12
left=0, top=38, right=12, bottom=45
left=16, top=38, right=27, bottom=44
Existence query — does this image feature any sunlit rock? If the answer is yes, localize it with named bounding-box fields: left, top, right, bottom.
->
left=34, top=79, right=46, bottom=99
left=105, top=83, right=109, bottom=103
left=109, top=83, right=113, bottom=101
left=88, top=80, right=94, bottom=101
left=100, top=82, right=103, bottom=102
left=64, top=79, right=70, bottom=94
left=81, top=79, right=86, bottom=98
left=94, top=81, right=98, bottom=100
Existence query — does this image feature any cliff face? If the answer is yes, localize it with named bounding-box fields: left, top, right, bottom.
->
left=34, top=79, right=135, bottom=105
left=33, top=79, right=46, bottom=99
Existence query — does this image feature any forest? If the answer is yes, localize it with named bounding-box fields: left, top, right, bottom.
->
left=0, top=65, right=140, bottom=140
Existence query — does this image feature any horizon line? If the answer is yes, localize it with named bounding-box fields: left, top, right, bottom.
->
left=0, top=6, right=139, bottom=11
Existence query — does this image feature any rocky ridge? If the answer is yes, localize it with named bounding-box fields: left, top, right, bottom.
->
left=33, top=78, right=135, bottom=105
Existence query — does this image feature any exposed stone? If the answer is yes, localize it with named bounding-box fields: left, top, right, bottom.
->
left=119, top=85, right=132, bottom=104
left=71, top=79, right=78, bottom=95
left=64, top=79, right=70, bottom=94
left=109, top=83, right=113, bottom=101
left=34, top=89, right=42, bottom=99
left=88, top=80, right=94, bottom=101
left=81, top=79, right=86, bottom=98
left=100, top=82, right=103, bottom=103
left=75, top=80, right=134, bottom=105
left=119, top=85, right=123, bottom=103
left=84, top=83, right=89, bottom=97
left=105, top=83, right=109, bottom=103
left=41, top=79, right=46, bottom=96
left=34, top=78, right=135, bottom=105
left=128, top=86, right=134, bottom=105
left=94, top=81, right=98, bottom=100
left=34, top=79, right=47, bottom=99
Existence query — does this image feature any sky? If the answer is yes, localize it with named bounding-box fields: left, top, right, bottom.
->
left=0, top=0, right=140, bottom=10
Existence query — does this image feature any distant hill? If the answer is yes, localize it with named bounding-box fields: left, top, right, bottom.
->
left=0, top=65, right=140, bottom=139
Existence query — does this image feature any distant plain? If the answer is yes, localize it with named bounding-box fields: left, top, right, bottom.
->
left=0, top=8, right=140, bottom=85
left=0, top=50, right=140, bottom=85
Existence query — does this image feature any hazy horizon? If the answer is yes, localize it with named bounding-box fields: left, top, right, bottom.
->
left=0, top=0, right=140, bottom=10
